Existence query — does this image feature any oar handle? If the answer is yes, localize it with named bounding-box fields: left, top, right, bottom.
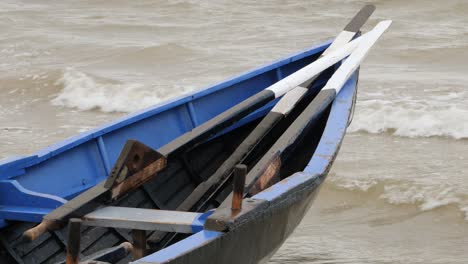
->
left=22, top=220, right=62, bottom=242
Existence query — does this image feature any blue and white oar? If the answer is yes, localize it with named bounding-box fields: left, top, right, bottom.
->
left=218, top=19, right=392, bottom=207
left=176, top=5, right=377, bottom=212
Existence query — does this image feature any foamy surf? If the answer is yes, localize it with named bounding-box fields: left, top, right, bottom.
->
left=51, top=68, right=193, bottom=113
left=349, top=98, right=468, bottom=139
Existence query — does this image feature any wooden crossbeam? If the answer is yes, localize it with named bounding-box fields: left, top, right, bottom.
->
left=81, top=207, right=202, bottom=234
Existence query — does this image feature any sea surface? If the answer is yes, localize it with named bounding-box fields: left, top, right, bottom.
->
left=1, top=1, right=467, bottom=263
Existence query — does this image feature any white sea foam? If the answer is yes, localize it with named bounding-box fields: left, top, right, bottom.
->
left=349, top=99, right=468, bottom=139
left=51, top=68, right=192, bottom=113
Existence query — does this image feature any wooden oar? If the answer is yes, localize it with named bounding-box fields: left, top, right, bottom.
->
left=158, top=33, right=367, bottom=156
left=218, top=20, right=393, bottom=208
left=176, top=4, right=376, bottom=213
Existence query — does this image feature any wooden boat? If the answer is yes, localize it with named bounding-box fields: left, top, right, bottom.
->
left=0, top=6, right=390, bottom=263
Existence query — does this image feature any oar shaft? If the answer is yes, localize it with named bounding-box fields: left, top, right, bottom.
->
left=159, top=90, right=275, bottom=155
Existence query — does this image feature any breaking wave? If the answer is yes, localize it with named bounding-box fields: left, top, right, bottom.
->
left=51, top=68, right=192, bottom=113
left=349, top=98, right=468, bottom=139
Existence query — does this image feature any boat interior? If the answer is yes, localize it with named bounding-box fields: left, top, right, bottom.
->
left=0, top=64, right=337, bottom=264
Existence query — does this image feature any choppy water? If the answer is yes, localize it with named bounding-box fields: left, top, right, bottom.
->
left=1, top=1, right=467, bottom=263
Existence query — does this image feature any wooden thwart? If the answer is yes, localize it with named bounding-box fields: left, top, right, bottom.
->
left=81, top=206, right=202, bottom=233
left=60, top=207, right=202, bottom=263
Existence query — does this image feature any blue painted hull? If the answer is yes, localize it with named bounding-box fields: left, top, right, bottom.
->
left=0, top=38, right=358, bottom=264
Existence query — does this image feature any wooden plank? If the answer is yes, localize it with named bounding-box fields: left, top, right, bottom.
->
left=0, top=236, right=24, bottom=264
left=81, top=226, right=108, bottom=252
left=82, top=207, right=202, bottom=233
left=77, top=242, right=132, bottom=264
left=142, top=185, right=168, bottom=210
left=81, top=231, right=120, bottom=257
left=22, top=237, right=62, bottom=264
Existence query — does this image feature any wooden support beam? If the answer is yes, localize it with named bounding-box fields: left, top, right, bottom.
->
left=66, top=219, right=81, bottom=264
left=231, top=165, right=247, bottom=213
left=132, top=229, right=146, bottom=260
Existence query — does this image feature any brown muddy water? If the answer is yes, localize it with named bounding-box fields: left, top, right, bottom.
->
left=1, top=1, right=468, bottom=263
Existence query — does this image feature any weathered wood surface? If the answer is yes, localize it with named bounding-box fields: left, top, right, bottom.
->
left=65, top=219, right=81, bottom=264
left=132, top=230, right=146, bottom=260
left=22, top=141, right=167, bottom=242
left=82, top=207, right=201, bottom=233
left=231, top=165, right=247, bottom=212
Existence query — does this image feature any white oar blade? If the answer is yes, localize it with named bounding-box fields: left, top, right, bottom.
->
left=325, top=20, right=392, bottom=93
left=266, top=22, right=389, bottom=98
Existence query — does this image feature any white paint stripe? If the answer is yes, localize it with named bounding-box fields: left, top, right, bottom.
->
left=271, top=86, right=308, bottom=115
left=266, top=29, right=379, bottom=98
left=322, top=30, right=356, bottom=56
left=323, top=20, right=392, bottom=93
